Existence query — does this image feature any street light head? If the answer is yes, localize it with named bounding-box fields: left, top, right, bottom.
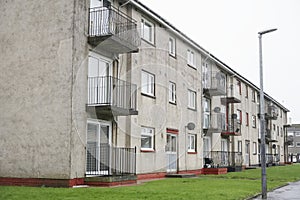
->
left=258, top=28, right=278, bottom=35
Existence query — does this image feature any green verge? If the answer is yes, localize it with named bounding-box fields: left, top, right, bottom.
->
left=1, top=164, right=300, bottom=200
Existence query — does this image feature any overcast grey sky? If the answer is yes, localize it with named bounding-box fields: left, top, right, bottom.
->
left=140, top=0, right=300, bottom=124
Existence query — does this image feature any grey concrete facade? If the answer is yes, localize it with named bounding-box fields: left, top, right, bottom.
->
left=0, top=0, right=290, bottom=185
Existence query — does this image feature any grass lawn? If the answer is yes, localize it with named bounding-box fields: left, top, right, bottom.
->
left=1, top=164, right=300, bottom=200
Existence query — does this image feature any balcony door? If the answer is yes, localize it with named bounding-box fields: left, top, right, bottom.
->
left=86, top=120, right=112, bottom=176
left=88, top=53, right=112, bottom=105
left=89, top=0, right=112, bottom=36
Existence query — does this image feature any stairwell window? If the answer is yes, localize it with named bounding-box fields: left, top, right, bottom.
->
left=141, top=70, right=155, bottom=97
left=169, top=37, right=176, bottom=57
left=141, top=18, right=154, bottom=44
left=252, top=115, right=256, bottom=128
left=141, top=127, right=155, bottom=151
left=187, top=49, right=196, bottom=67
left=169, top=81, right=176, bottom=104
left=188, top=90, right=196, bottom=110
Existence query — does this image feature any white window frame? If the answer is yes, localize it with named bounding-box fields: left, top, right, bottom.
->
left=141, top=70, right=155, bottom=97
left=169, top=37, right=176, bottom=57
left=296, top=142, right=300, bottom=147
left=252, top=115, right=256, bottom=128
left=141, top=18, right=154, bottom=44
left=187, top=49, right=196, bottom=67
left=203, top=97, right=210, bottom=129
left=169, top=81, right=176, bottom=104
left=141, top=127, right=155, bottom=151
left=188, top=90, right=196, bottom=110
left=295, top=132, right=300, bottom=137
left=238, top=140, right=242, bottom=153
left=253, top=142, right=257, bottom=155
left=187, top=134, right=196, bottom=152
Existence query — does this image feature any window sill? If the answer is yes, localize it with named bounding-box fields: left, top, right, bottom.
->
left=141, top=38, right=155, bottom=47
left=141, top=93, right=156, bottom=99
left=187, top=152, right=197, bottom=154
left=141, top=149, right=155, bottom=153
left=187, top=64, right=197, bottom=69
left=169, top=53, right=176, bottom=59
left=169, top=101, right=177, bottom=106
left=188, top=107, right=197, bottom=111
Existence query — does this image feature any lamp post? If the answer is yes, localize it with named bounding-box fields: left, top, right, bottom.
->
left=258, top=28, right=277, bottom=199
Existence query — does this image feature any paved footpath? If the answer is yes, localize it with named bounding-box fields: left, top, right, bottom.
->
left=251, top=181, right=300, bottom=199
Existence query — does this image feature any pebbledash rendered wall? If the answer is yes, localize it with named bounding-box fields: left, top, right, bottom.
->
left=0, top=0, right=88, bottom=183
left=128, top=7, right=204, bottom=175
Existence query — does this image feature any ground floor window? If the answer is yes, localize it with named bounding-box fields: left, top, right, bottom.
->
left=187, top=134, right=196, bottom=152
left=141, top=126, right=155, bottom=151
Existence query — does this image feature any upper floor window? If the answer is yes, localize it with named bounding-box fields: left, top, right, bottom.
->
left=141, top=18, right=154, bottom=44
left=202, top=61, right=210, bottom=88
left=252, top=115, right=256, bottom=128
left=203, top=97, right=211, bottom=129
left=246, top=112, right=249, bottom=126
left=245, top=85, right=249, bottom=98
left=141, top=70, right=155, bottom=97
left=237, top=109, right=242, bottom=124
left=237, top=81, right=242, bottom=95
left=252, top=89, right=256, bottom=102
left=188, top=90, right=196, bottom=110
left=169, top=81, right=176, bottom=104
left=187, top=49, right=196, bottom=67
left=295, top=132, right=300, bottom=137
left=169, top=37, right=176, bottom=57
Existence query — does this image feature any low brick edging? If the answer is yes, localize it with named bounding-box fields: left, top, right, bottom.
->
left=137, top=172, right=167, bottom=180
left=202, top=168, right=228, bottom=175
left=85, top=180, right=137, bottom=187
left=0, top=177, right=84, bottom=187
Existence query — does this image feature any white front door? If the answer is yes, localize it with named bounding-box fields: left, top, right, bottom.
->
left=221, top=139, right=228, bottom=166
left=86, top=120, right=112, bottom=175
left=245, top=141, right=250, bottom=166
left=166, top=133, right=177, bottom=173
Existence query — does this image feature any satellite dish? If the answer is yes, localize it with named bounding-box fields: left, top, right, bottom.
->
left=187, top=122, right=195, bottom=130
left=214, top=107, right=221, bottom=113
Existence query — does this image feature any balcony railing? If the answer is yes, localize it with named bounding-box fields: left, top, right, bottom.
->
left=221, top=118, right=241, bottom=136
left=204, top=151, right=243, bottom=168
left=266, top=129, right=278, bottom=142
left=259, top=154, right=279, bottom=166
left=87, top=76, right=137, bottom=116
left=203, top=71, right=226, bottom=96
left=204, top=113, right=226, bottom=132
left=88, top=6, right=140, bottom=53
left=86, top=145, right=136, bottom=176
left=221, top=84, right=241, bottom=104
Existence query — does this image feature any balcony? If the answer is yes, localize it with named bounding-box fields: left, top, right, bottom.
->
left=86, top=145, right=136, bottom=176
left=204, top=113, right=226, bottom=133
left=88, top=6, right=140, bottom=54
left=221, top=118, right=241, bottom=136
left=87, top=76, right=138, bottom=117
left=203, top=151, right=243, bottom=169
left=203, top=71, right=226, bottom=96
left=266, top=129, right=278, bottom=142
left=266, top=104, right=278, bottom=120
left=259, top=154, right=279, bottom=166
left=286, top=135, right=294, bottom=145
left=221, top=84, right=241, bottom=104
